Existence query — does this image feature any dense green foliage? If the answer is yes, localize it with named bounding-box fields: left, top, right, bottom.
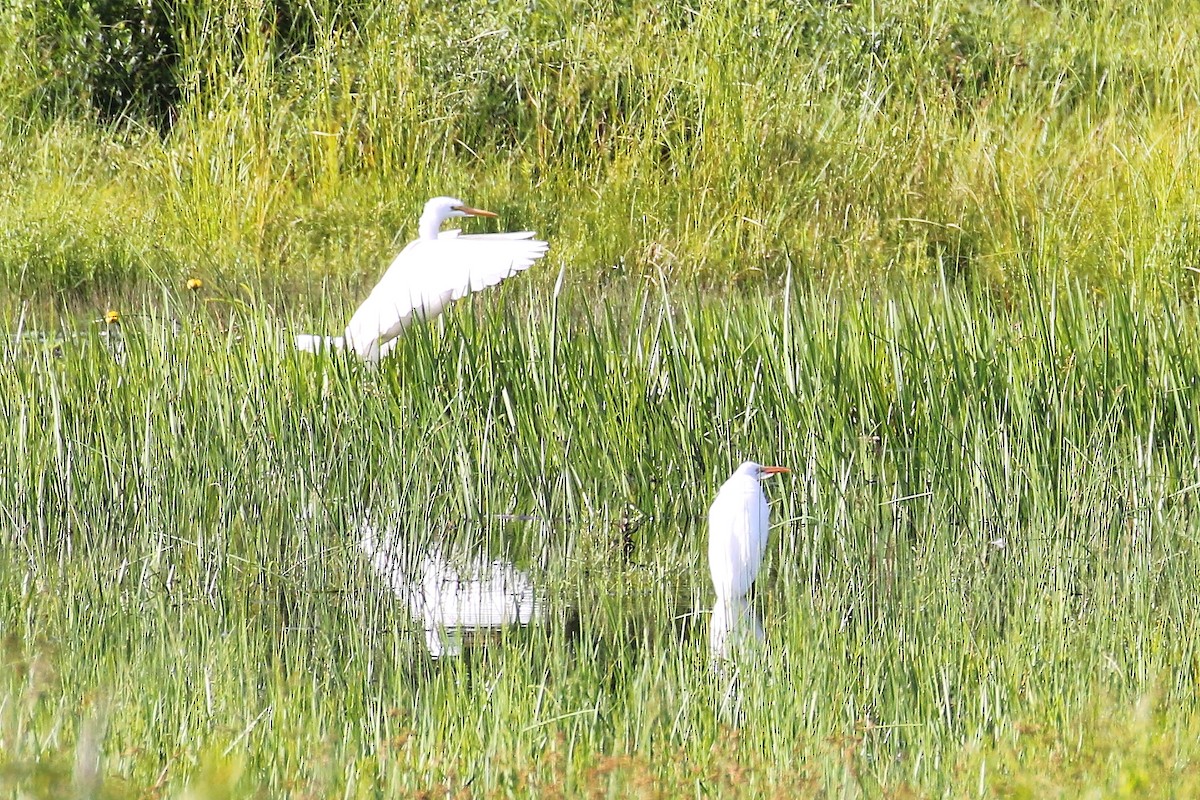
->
left=26, top=0, right=180, bottom=129
left=3, top=0, right=1200, bottom=302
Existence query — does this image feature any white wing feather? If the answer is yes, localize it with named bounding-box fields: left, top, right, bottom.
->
left=343, top=236, right=548, bottom=361
left=709, top=594, right=765, bottom=661
left=439, top=230, right=539, bottom=240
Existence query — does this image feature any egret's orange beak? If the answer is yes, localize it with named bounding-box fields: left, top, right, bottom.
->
left=760, top=466, right=791, bottom=476
left=453, top=205, right=498, bottom=218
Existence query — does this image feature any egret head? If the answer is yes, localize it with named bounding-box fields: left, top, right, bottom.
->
left=419, top=196, right=499, bottom=239
left=736, top=461, right=791, bottom=480
left=426, top=196, right=498, bottom=220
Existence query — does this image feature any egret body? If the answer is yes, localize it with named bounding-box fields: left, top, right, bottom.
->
left=707, top=460, right=789, bottom=658
left=296, top=196, right=548, bottom=362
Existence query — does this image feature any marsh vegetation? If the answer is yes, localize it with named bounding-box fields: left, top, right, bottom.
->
left=3, top=1, right=1200, bottom=796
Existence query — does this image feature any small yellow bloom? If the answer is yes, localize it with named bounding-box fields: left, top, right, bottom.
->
left=187, top=278, right=204, bottom=291
left=105, top=310, right=120, bottom=325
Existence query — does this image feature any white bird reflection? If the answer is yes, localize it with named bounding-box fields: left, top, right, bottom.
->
left=359, top=522, right=542, bottom=658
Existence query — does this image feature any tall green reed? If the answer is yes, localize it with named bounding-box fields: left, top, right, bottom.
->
left=3, top=281, right=1200, bottom=795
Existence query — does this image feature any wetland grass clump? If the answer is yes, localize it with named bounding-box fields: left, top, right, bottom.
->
left=3, top=283, right=1200, bottom=796
left=3, top=1, right=1200, bottom=302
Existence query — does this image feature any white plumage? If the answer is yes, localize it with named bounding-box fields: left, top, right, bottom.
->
left=707, top=460, right=789, bottom=659
left=296, top=196, right=548, bottom=363
left=709, top=594, right=765, bottom=661
left=708, top=462, right=773, bottom=600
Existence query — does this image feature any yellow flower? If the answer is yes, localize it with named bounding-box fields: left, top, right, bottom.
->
left=104, top=310, right=120, bottom=325
left=187, top=278, right=204, bottom=291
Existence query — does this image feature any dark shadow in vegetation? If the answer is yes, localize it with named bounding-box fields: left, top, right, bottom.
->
left=28, top=0, right=372, bottom=133
left=33, top=0, right=180, bottom=132
left=925, top=223, right=984, bottom=290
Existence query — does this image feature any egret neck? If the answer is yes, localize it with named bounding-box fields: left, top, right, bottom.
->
left=418, top=205, right=451, bottom=240
left=417, top=197, right=498, bottom=240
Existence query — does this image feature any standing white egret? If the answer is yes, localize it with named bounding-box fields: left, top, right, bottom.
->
left=707, top=460, right=790, bottom=659
left=296, top=196, right=548, bottom=362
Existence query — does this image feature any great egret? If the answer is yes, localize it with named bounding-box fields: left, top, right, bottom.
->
left=707, top=460, right=790, bottom=659
left=296, top=196, right=548, bottom=362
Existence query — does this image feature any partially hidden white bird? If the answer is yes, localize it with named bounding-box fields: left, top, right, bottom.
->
left=359, top=521, right=542, bottom=659
left=296, top=196, right=548, bottom=363
left=708, top=460, right=790, bottom=659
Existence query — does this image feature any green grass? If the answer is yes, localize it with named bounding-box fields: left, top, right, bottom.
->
left=3, top=282, right=1200, bottom=796
left=4, top=1, right=1200, bottom=302
left=4, top=0, right=1200, bottom=796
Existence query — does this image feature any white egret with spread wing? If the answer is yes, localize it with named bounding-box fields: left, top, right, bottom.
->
left=296, top=196, right=548, bottom=362
left=707, top=460, right=790, bottom=659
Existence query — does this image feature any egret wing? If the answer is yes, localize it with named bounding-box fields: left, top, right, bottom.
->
left=343, top=236, right=548, bottom=360
left=440, top=230, right=539, bottom=241
left=710, top=594, right=765, bottom=660
left=442, top=236, right=549, bottom=299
